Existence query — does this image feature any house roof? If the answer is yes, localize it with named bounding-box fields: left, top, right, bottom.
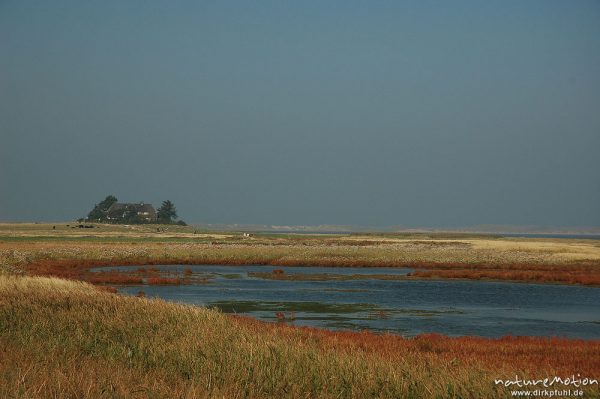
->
left=107, top=202, right=156, bottom=214
left=137, top=203, right=156, bottom=214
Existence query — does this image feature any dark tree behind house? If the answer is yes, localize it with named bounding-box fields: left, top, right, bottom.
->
left=87, top=195, right=117, bottom=222
left=157, top=200, right=177, bottom=224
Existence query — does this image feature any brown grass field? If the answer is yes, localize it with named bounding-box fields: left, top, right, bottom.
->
left=1, top=223, right=600, bottom=398
left=2, top=223, right=600, bottom=286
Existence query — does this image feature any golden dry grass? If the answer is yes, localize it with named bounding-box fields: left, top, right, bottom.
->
left=2, top=275, right=599, bottom=398
left=2, top=228, right=600, bottom=285
left=0, top=222, right=232, bottom=239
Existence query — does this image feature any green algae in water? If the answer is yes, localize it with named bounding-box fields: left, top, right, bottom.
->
left=394, top=308, right=465, bottom=316
left=209, top=300, right=380, bottom=314
left=247, top=272, right=407, bottom=281
left=209, top=300, right=464, bottom=318
left=218, top=273, right=242, bottom=279
left=323, top=320, right=402, bottom=334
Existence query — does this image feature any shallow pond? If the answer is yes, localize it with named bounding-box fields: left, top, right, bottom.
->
left=92, top=265, right=600, bottom=338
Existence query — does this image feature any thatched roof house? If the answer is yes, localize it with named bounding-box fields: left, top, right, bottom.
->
left=106, top=202, right=157, bottom=222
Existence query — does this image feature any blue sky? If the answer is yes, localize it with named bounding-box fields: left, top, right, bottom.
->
left=1, top=1, right=599, bottom=227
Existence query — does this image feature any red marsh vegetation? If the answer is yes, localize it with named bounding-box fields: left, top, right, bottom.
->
left=146, top=277, right=181, bottom=285
left=21, top=257, right=600, bottom=287
left=231, top=314, right=600, bottom=376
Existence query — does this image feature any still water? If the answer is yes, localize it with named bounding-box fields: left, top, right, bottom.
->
left=93, top=265, right=600, bottom=339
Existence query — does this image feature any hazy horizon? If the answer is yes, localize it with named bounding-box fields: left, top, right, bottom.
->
left=2, top=1, right=599, bottom=227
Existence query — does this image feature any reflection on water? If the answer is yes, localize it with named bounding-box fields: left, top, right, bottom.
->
left=92, top=265, right=600, bottom=338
